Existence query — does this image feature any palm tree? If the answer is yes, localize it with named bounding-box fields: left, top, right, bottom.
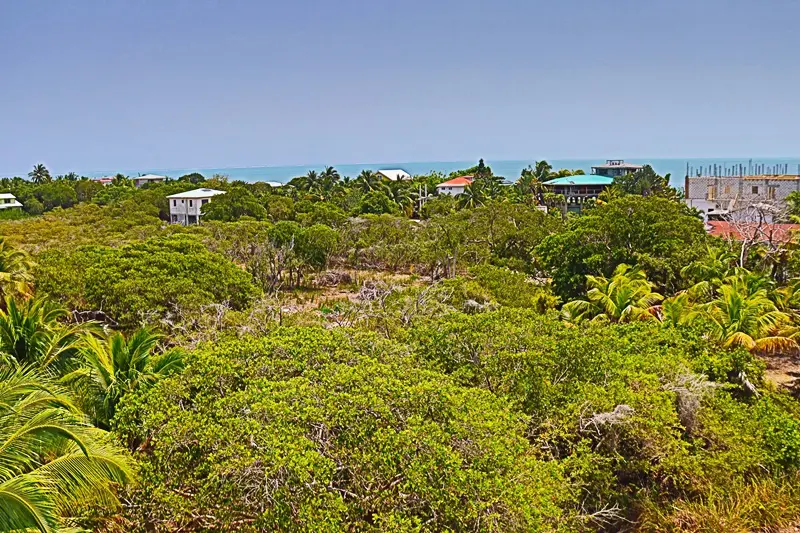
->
left=562, top=264, right=664, bottom=324
left=0, top=238, right=35, bottom=301
left=111, top=174, right=131, bottom=187
left=702, top=284, right=797, bottom=353
left=659, top=292, right=700, bottom=326
left=681, top=245, right=739, bottom=300
left=319, top=166, right=341, bottom=193
left=478, top=175, right=505, bottom=200
left=0, top=366, right=133, bottom=532
left=515, top=172, right=546, bottom=205
left=63, top=329, right=183, bottom=428
left=355, top=170, right=387, bottom=193
left=288, top=170, right=318, bottom=193
left=28, top=164, right=51, bottom=184
left=0, top=297, right=89, bottom=371
left=386, top=182, right=417, bottom=216
left=456, top=181, right=487, bottom=209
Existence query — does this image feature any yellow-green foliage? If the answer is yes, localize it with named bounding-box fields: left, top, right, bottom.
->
left=119, top=328, right=574, bottom=531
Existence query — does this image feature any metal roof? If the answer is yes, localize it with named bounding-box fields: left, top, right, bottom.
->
left=133, top=174, right=168, bottom=181
left=0, top=193, right=17, bottom=200
left=166, top=188, right=226, bottom=199
left=544, top=175, right=614, bottom=186
left=376, top=169, right=412, bottom=181
left=436, top=176, right=473, bottom=187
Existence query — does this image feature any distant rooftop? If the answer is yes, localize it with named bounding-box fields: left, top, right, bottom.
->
left=0, top=192, right=23, bottom=209
left=436, top=176, right=473, bottom=187
left=544, top=175, right=614, bottom=186
left=591, top=160, right=644, bottom=170
left=376, top=169, right=412, bottom=181
left=707, top=221, right=800, bottom=243
left=166, top=188, right=226, bottom=199
left=133, top=174, right=167, bottom=181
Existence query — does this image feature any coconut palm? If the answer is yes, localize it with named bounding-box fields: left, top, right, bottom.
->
left=774, top=277, right=800, bottom=314
left=659, top=292, right=701, bottom=326
left=562, top=264, right=664, bottom=324
left=0, top=297, right=89, bottom=371
left=355, top=170, right=388, bottom=193
left=478, top=175, right=505, bottom=199
left=456, top=182, right=487, bottom=209
left=0, top=238, right=35, bottom=301
left=387, top=182, right=417, bottom=216
left=515, top=172, right=546, bottom=205
left=62, top=329, right=183, bottom=428
left=27, top=164, right=51, bottom=184
left=702, top=284, right=796, bottom=353
left=0, top=366, right=133, bottom=532
left=319, top=166, right=341, bottom=193
left=681, top=245, right=738, bottom=300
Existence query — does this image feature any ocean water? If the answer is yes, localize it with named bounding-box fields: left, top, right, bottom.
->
left=79, top=158, right=800, bottom=189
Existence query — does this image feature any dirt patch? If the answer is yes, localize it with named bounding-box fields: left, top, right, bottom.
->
left=762, top=353, right=800, bottom=390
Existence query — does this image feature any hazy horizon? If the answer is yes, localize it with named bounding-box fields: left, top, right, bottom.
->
left=2, top=0, right=799, bottom=174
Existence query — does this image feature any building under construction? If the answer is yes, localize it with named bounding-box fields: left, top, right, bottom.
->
left=685, top=174, right=800, bottom=220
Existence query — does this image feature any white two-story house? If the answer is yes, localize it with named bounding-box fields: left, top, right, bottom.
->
left=166, top=188, right=225, bottom=225
left=0, top=193, right=23, bottom=210
left=435, top=176, right=473, bottom=196
left=132, top=174, right=168, bottom=188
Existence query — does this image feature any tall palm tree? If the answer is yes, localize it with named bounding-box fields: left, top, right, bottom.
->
left=681, top=245, right=738, bottom=300
left=0, top=238, right=35, bottom=301
left=28, top=164, right=51, bottom=184
left=0, top=367, right=133, bottom=532
left=478, top=175, right=505, bottom=199
left=63, top=329, right=183, bottom=428
left=386, top=182, right=417, bottom=216
left=319, top=166, right=341, bottom=193
left=355, top=169, right=388, bottom=193
left=562, top=264, right=664, bottom=324
left=0, top=297, right=88, bottom=371
left=515, top=172, right=546, bottom=205
left=702, top=284, right=797, bottom=353
left=456, top=182, right=486, bottom=209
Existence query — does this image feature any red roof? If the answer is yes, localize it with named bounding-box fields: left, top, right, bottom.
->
left=436, top=176, right=473, bottom=187
left=707, top=221, right=800, bottom=243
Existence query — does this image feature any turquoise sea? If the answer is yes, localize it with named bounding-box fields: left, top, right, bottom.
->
left=78, top=158, right=800, bottom=189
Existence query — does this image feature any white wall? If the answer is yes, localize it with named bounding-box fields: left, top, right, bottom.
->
left=437, top=185, right=466, bottom=196
left=169, top=197, right=213, bottom=224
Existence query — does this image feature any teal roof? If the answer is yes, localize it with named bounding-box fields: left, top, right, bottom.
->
left=543, top=175, right=614, bottom=186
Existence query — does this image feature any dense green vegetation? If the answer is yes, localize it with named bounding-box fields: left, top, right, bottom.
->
left=3, top=162, right=800, bottom=531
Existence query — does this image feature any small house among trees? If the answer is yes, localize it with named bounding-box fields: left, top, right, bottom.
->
left=0, top=193, right=23, bottom=211
left=166, top=188, right=225, bottom=225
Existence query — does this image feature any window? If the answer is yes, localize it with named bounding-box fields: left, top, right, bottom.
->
left=768, top=186, right=777, bottom=200
left=202, top=199, right=209, bottom=205
left=723, top=185, right=731, bottom=194
left=189, top=200, right=193, bottom=207
left=752, top=186, right=759, bottom=194
left=707, top=185, right=716, bottom=200
left=173, top=200, right=177, bottom=207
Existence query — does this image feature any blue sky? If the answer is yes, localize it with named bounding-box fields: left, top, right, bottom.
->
left=1, top=0, right=799, bottom=175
